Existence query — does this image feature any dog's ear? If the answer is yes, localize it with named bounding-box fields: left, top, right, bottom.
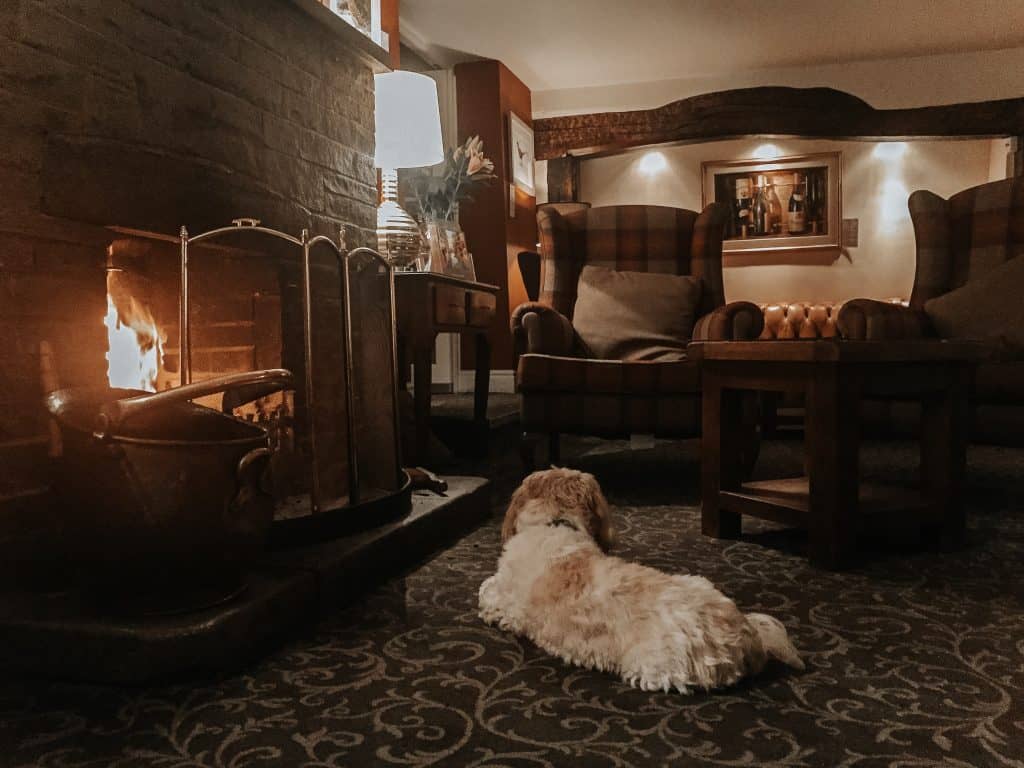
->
left=595, top=489, right=616, bottom=551
left=580, top=472, right=615, bottom=551
left=501, top=474, right=534, bottom=544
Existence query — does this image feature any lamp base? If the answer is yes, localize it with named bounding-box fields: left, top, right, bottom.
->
left=377, top=201, right=421, bottom=269
left=377, top=169, right=421, bottom=269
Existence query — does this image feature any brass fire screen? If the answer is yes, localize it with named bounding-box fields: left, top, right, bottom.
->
left=178, top=219, right=407, bottom=525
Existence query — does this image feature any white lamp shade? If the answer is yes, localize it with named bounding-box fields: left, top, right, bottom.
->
left=374, top=71, right=444, bottom=170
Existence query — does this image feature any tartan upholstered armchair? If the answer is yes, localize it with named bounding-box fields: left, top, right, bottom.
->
left=837, top=177, right=1024, bottom=443
left=838, top=177, right=1024, bottom=339
left=512, top=203, right=764, bottom=467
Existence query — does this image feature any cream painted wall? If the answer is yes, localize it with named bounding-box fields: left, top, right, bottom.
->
left=578, top=138, right=994, bottom=304
left=989, top=137, right=1013, bottom=181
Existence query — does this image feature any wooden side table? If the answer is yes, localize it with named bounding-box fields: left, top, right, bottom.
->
left=689, top=340, right=989, bottom=569
left=394, top=272, right=499, bottom=466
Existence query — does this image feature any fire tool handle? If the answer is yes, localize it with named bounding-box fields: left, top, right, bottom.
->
left=95, top=369, right=294, bottom=439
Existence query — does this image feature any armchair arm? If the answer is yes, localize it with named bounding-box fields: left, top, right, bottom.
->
left=692, top=301, right=764, bottom=341
left=836, top=299, right=932, bottom=340
left=511, top=302, right=576, bottom=358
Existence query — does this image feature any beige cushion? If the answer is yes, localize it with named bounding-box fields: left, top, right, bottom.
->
left=571, top=265, right=701, bottom=361
left=924, top=255, right=1024, bottom=351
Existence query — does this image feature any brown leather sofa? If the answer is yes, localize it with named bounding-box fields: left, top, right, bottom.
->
left=511, top=203, right=763, bottom=465
left=759, top=302, right=839, bottom=339
left=837, top=177, right=1024, bottom=444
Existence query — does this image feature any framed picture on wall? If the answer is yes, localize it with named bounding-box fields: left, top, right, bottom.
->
left=701, top=152, right=842, bottom=255
left=508, top=112, right=535, bottom=195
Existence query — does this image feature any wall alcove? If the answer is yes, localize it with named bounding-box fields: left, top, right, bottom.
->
left=536, top=87, right=1021, bottom=304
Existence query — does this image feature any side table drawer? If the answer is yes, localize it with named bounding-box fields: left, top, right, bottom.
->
left=434, top=285, right=467, bottom=325
left=467, top=291, right=497, bottom=328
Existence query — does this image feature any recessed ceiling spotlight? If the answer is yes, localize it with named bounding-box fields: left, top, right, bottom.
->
left=873, top=142, right=908, bottom=160
left=752, top=143, right=783, bottom=160
left=637, top=150, right=668, bottom=175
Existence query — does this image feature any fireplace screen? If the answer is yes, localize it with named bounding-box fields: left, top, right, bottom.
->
left=105, top=218, right=408, bottom=532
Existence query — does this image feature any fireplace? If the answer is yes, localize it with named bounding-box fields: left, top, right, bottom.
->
left=0, top=0, right=392, bottom=579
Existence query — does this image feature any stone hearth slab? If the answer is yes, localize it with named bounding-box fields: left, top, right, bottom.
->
left=0, top=476, right=491, bottom=684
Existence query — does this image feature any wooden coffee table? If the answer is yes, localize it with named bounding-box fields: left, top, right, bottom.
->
left=689, top=340, right=988, bottom=569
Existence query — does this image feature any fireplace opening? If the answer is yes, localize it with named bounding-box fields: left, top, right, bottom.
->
left=98, top=229, right=305, bottom=503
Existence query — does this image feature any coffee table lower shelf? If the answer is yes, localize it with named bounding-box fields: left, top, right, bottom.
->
left=719, top=477, right=941, bottom=530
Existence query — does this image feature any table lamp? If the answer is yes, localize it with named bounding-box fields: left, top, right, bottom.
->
left=374, top=71, right=444, bottom=268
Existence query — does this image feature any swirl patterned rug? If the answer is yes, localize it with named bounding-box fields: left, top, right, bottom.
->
left=2, top=439, right=1023, bottom=768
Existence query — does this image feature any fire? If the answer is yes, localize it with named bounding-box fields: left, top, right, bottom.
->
left=105, top=292, right=164, bottom=392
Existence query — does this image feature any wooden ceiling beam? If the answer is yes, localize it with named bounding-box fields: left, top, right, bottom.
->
left=533, top=87, right=1024, bottom=160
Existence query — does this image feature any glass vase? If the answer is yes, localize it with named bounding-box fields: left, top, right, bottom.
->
left=419, top=218, right=460, bottom=274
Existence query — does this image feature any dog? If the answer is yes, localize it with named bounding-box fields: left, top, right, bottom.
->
left=478, top=468, right=804, bottom=693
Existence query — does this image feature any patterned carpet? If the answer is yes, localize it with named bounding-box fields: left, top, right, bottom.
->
left=2, top=439, right=1023, bottom=768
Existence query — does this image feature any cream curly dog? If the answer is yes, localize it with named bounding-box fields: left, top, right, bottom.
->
left=479, top=468, right=804, bottom=693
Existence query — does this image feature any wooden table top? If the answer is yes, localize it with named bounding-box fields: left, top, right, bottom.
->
left=688, top=339, right=994, bottom=364
left=394, top=271, right=499, bottom=294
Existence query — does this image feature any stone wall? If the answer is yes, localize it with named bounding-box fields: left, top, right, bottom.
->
left=0, top=0, right=378, bottom=524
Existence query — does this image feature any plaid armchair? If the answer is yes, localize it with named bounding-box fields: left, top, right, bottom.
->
left=512, top=203, right=763, bottom=466
left=837, top=176, right=1024, bottom=444
left=838, top=177, right=1024, bottom=339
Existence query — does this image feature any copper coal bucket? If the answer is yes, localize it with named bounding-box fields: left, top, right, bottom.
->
left=45, top=369, right=293, bottom=614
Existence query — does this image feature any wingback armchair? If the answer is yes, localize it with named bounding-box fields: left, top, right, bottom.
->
left=512, top=203, right=763, bottom=467
left=837, top=176, right=1024, bottom=443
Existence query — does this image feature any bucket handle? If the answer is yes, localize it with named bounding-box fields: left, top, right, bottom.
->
left=95, top=369, right=294, bottom=440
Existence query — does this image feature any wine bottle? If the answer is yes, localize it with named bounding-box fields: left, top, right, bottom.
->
left=735, top=178, right=751, bottom=237
left=768, top=178, right=783, bottom=234
left=751, top=176, right=768, bottom=236
left=787, top=172, right=806, bottom=234
left=806, top=173, right=821, bottom=234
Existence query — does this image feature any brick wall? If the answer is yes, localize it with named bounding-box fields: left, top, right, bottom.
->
left=0, top=0, right=378, bottom=529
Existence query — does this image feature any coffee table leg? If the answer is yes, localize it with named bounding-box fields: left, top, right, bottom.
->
left=921, top=365, right=970, bottom=549
left=805, top=367, right=860, bottom=569
left=412, top=336, right=434, bottom=466
left=702, top=370, right=742, bottom=539
left=473, top=332, right=491, bottom=423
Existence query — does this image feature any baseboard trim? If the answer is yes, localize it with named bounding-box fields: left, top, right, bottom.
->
left=456, top=369, right=515, bottom=394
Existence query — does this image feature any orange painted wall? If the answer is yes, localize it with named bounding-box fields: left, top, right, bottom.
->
left=380, top=0, right=400, bottom=67
left=455, top=60, right=536, bottom=370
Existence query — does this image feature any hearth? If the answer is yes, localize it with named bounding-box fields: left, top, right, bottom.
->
left=4, top=217, right=410, bottom=598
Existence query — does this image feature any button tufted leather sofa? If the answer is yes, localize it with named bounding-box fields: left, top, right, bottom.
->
left=759, top=302, right=840, bottom=340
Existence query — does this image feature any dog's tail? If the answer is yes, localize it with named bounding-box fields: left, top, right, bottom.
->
left=746, top=613, right=805, bottom=670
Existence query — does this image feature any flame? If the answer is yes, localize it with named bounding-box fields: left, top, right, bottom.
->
left=105, top=292, right=164, bottom=392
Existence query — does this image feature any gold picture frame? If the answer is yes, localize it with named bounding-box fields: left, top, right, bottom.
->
left=701, top=152, right=842, bottom=255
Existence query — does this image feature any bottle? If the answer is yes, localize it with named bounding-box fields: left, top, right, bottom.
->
left=806, top=173, right=821, bottom=234
left=768, top=178, right=783, bottom=234
left=787, top=172, right=806, bottom=234
left=734, top=178, right=751, bottom=237
left=751, top=175, right=769, bottom=236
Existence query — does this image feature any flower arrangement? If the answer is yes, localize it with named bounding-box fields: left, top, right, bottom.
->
left=408, top=135, right=496, bottom=223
